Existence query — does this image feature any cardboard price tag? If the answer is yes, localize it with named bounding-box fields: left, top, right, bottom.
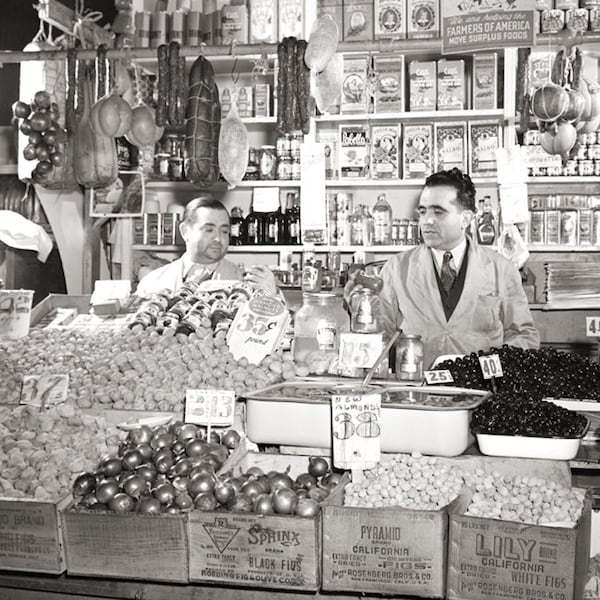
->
left=586, top=317, right=600, bottom=337
left=339, top=333, right=384, bottom=369
left=227, top=294, right=290, bottom=365
left=20, top=374, right=69, bottom=408
left=185, top=389, right=235, bottom=427
left=424, top=369, right=454, bottom=385
left=0, top=290, right=34, bottom=340
left=478, top=354, right=503, bottom=379
left=331, top=388, right=381, bottom=471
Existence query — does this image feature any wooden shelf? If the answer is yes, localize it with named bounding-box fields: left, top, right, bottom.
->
left=528, top=177, right=600, bottom=184
left=325, top=177, right=497, bottom=187
left=0, top=164, right=17, bottom=175
left=132, top=244, right=414, bottom=253
left=145, top=180, right=300, bottom=190
left=315, top=109, right=504, bottom=123
left=528, top=245, right=600, bottom=252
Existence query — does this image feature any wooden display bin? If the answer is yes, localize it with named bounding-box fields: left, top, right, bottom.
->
left=62, top=510, right=189, bottom=583
left=188, top=451, right=321, bottom=591
left=321, top=483, right=455, bottom=598
left=0, top=495, right=71, bottom=574
left=446, top=489, right=592, bottom=600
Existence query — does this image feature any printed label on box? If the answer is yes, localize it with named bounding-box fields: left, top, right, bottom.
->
left=339, top=125, right=370, bottom=179
left=473, top=53, right=498, bottom=110
left=403, top=124, right=433, bottom=179
left=342, top=54, right=369, bottom=114
left=469, top=121, right=501, bottom=176
left=374, top=55, right=405, bottom=113
left=343, top=1, right=374, bottom=41
left=371, top=124, right=400, bottom=179
left=437, top=58, right=465, bottom=110
left=407, top=0, right=439, bottom=39
left=435, top=122, right=467, bottom=172
left=409, top=60, right=437, bottom=112
left=375, top=0, right=406, bottom=39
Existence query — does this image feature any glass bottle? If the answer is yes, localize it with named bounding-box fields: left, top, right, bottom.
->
left=361, top=205, right=374, bottom=246
left=230, top=207, right=244, bottom=246
left=266, top=205, right=283, bottom=245
left=350, top=288, right=380, bottom=333
left=372, top=193, right=392, bottom=245
left=287, top=193, right=301, bottom=245
left=245, top=147, right=260, bottom=181
left=477, top=196, right=496, bottom=245
left=293, top=292, right=350, bottom=363
left=350, top=205, right=364, bottom=246
left=244, top=201, right=265, bottom=244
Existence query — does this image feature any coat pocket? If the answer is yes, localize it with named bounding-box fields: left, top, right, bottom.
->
left=473, top=294, right=501, bottom=333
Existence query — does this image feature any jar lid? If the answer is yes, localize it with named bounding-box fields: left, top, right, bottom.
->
left=398, top=333, right=421, bottom=340
left=261, top=145, right=276, bottom=149
left=302, top=292, right=338, bottom=299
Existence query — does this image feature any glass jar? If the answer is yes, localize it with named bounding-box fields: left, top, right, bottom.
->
left=395, top=334, right=424, bottom=382
left=350, top=288, right=380, bottom=333
left=293, top=292, right=350, bottom=363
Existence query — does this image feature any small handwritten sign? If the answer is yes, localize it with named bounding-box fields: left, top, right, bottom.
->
left=0, top=290, right=34, bottom=340
left=339, top=333, right=384, bottom=369
left=586, top=317, right=600, bottom=337
left=227, top=294, right=290, bottom=365
left=20, top=374, right=69, bottom=408
left=185, top=389, right=235, bottom=427
left=479, top=354, right=503, bottom=379
left=424, top=370, right=454, bottom=385
left=331, top=386, right=381, bottom=471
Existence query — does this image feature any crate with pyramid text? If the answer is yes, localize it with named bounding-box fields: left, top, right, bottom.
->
left=188, top=449, right=324, bottom=590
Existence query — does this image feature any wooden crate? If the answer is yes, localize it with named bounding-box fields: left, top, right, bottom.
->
left=62, top=509, right=188, bottom=583
left=0, top=495, right=70, bottom=574
left=189, top=451, right=321, bottom=590
left=321, top=482, right=453, bottom=598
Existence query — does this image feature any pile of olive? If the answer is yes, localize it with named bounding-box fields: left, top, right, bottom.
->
left=471, top=394, right=588, bottom=438
left=435, top=345, right=600, bottom=402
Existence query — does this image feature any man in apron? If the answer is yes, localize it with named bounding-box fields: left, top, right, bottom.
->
left=135, top=197, right=276, bottom=297
left=377, top=168, right=539, bottom=368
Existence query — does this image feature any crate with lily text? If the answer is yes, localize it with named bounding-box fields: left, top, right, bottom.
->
left=188, top=450, right=324, bottom=590
left=0, top=495, right=71, bottom=574
left=62, top=510, right=189, bottom=582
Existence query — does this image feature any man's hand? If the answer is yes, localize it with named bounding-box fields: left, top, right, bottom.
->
left=244, top=265, right=279, bottom=296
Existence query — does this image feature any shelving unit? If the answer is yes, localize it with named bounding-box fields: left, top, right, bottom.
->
left=314, top=109, right=505, bottom=123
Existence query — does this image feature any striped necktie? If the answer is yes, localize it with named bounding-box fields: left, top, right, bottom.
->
left=441, top=251, right=457, bottom=293
left=185, top=264, right=212, bottom=283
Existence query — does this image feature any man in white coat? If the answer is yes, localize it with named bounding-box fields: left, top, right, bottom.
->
left=377, top=168, right=540, bottom=368
left=136, top=197, right=277, bottom=297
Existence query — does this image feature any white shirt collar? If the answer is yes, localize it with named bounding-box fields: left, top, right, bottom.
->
left=430, top=237, right=468, bottom=274
left=181, top=252, right=218, bottom=280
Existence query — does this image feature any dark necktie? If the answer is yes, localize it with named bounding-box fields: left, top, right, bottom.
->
left=441, top=252, right=457, bottom=293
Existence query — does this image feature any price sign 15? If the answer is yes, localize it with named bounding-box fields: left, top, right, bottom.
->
left=424, top=370, right=454, bottom=385
left=185, top=389, right=235, bottom=427
left=20, top=374, right=69, bottom=408
left=586, top=317, right=600, bottom=337
left=331, top=387, right=381, bottom=470
left=478, top=354, right=503, bottom=379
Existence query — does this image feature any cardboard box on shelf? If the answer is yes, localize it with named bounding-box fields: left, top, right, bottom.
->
left=472, top=53, right=498, bottom=110
left=406, top=0, right=439, bottom=39
left=403, top=123, right=433, bottom=179
left=373, top=54, right=405, bottom=113
left=375, top=0, right=406, bottom=39
left=409, top=60, right=437, bottom=112
left=437, top=58, right=466, bottom=111
left=343, top=0, right=374, bottom=41
left=342, top=54, right=370, bottom=114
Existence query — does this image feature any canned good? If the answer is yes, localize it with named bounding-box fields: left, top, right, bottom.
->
left=560, top=210, right=578, bottom=245
left=291, top=159, right=301, bottom=180
left=186, top=10, right=201, bottom=45
left=579, top=160, right=595, bottom=176
left=150, top=11, right=168, bottom=47
left=540, top=9, right=565, bottom=33
left=258, top=145, right=277, bottom=179
left=591, top=7, right=600, bottom=31
left=276, top=155, right=292, bottom=180
left=169, top=9, right=185, bottom=43
left=548, top=165, right=563, bottom=176
left=397, top=219, right=409, bottom=245
left=290, top=133, right=303, bottom=161
left=395, top=334, right=424, bottom=382
left=523, top=130, right=540, bottom=145
left=566, top=8, right=589, bottom=32
left=594, top=209, right=600, bottom=245
left=134, top=11, right=151, bottom=47
left=276, top=134, right=292, bottom=159
left=579, top=209, right=593, bottom=244
left=555, top=0, right=578, bottom=8
left=565, top=160, right=578, bottom=176
left=576, top=145, right=588, bottom=160
left=589, top=145, right=600, bottom=159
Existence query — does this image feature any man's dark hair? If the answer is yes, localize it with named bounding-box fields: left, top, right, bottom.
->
left=424, top=168, right=477, bottom=213
left=183, top=197, right=230, bottom=225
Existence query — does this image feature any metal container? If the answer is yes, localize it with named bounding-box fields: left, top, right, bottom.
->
left=395, top=334, right=424, bottom=382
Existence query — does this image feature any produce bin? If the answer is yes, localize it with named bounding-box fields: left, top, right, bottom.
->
left=29, top=294, right=91, bottom=327
left=321, top=478, right=458, bottom=597
left=0, top=494, right=71, bottom=574
left=62, top=510, right=189, bottom=583
left=244, top=382, right=490, bottom=455
left=446, top=457, right=590, bottom=600
left=188, top=451, right=322, bottom=590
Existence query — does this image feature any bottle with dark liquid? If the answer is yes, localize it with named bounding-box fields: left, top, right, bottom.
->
left=244, top=201, right=264, bottom=244
left=245, top=147, right=260, bottom=181
left=287, top=192, right=301, bottom=245
left=230, top=206, right=244, bottom=245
